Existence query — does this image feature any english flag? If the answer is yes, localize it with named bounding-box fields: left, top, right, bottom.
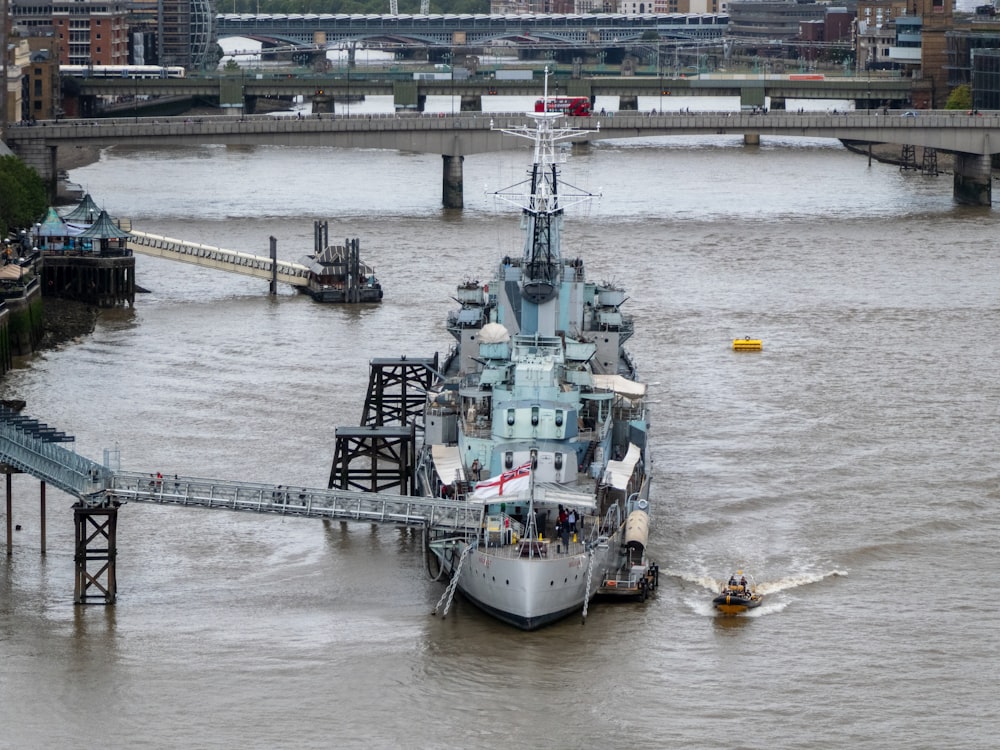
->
left=472, top=462, right=531, bottom=500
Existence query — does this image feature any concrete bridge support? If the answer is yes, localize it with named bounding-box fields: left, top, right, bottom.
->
left=744, top=133, right=760, bottom=146
left=953, top=152, right=992, bottom=206
left=443, top=154, right=464, bottom=209
left=11, top=142, right=58, bottom=201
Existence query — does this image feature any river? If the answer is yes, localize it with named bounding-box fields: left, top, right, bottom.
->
left=1, top=128, right=997, bottom=748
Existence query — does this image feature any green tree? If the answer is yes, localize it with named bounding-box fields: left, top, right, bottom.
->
left=944, top=84, right=972, bottom=110
left=0, top=156, right=48, bottom=241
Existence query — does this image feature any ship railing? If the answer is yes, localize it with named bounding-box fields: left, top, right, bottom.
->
left=462, top=418, right=492, bottom=438
left=478, top=512, right=606, bottom=560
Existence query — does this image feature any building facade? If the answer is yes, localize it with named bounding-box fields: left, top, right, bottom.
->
left=52, top=0, right=130, bottom=66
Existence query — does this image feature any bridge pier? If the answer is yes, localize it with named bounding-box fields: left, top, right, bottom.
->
left=953, top=152, right=992, bottom=206
left=9, top=142, right=59, bottom=201
left=73, top=502, right=118, bottom=605
left=442, top=154, right=464, bottom=209
left=744, top=133, right=760, bottom=146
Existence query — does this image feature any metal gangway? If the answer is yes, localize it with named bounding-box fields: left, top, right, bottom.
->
left=109, top=472, right=481, bottom=532
left=127, top=229, right=311, bottom=288
left=1, top=408, right=483, bottom=603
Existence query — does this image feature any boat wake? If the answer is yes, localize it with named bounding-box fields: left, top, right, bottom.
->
left=664, top=567, right=847, bottom=595
left=755, top=569, right=847, bottom=596
left=667, top=567, right=847, bottom=617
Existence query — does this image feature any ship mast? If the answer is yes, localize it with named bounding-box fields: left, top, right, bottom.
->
left=521, top=77, right=562, bottom=307
left=490, top=70, right=600, bottom=334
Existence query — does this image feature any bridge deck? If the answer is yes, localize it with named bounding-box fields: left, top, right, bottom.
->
left=111, top=472, right=482, bottom=533
left=128, top=229, right=310, bottom=287
left=8, top=111, right=999, bottom=157
left=1, top=411, right=481, bottom=535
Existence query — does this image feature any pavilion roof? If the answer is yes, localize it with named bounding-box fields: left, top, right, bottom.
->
left=76, top=210, right=131, bottom=239
left=38, top=207, right=80, bottom=237
left=61, top=194, right=101, bottom=224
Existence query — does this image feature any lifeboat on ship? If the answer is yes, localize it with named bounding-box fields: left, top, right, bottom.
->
left=713, top=570, right=762, bottom=615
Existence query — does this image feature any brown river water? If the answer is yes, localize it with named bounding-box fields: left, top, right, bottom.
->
left=1, top=130, right=997, bottom=749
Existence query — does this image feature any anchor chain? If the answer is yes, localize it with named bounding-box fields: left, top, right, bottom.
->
left=581, top=546, right=596, bottom=623
left=433, top=541, right=475, bottom=618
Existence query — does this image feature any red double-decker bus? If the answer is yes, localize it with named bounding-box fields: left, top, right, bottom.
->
left=533, top=97, right=591, bottom=116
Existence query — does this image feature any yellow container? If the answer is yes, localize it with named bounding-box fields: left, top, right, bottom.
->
left=733, top=337, right=762, bottom=351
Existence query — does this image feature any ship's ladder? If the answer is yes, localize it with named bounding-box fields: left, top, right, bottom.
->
left=581, top=546, right=596, bottom=623
left=432, top=540, right=475, bottom=619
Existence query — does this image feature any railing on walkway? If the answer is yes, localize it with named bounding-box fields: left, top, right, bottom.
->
left=0, top=410, right=109, bottom=499
left=127, top=230, right=311, bottom=287
left=1, top=411, right=484, bottom=534
left=109, top=472, right=483, bottom=533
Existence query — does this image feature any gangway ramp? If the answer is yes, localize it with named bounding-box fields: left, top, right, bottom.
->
left=127, top=229, right=311, bottom=287
left=109, top=472, right=483, bottom=534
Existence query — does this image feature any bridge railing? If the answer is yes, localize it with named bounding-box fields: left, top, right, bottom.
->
left=109, top=471, right=484, bottom=532
left=127, top=230, right=311, bottom=285
left=0, top=422, right=109, bottom=499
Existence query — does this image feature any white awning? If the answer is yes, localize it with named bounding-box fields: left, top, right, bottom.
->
left=534, top=484, right=597, bottom=510
left=604, top=443, right=641, bottom=490
left=467, top=483, right=597, bottom=510
left=592, top=374, right=646, bottom=401
left=432, top=444, right=465, bottom=484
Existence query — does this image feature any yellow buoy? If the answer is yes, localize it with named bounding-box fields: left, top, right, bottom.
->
left=733, top=337, right=762, bottom=351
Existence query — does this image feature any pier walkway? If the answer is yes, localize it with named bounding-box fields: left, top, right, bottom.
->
left=0, top=407, right=478, bottom=532
left=109, top=472, right=480, bottom=531
left=127, top=229, right=311, bottom=287
left=1, top=407, right=481, bottom=602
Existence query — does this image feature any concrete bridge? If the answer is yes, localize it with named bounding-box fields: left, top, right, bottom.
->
left=69, top=74, right=917, bottom=116
left=5, top=110, right=998, bottom=205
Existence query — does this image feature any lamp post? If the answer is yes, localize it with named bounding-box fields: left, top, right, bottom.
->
left=443, top=52, right=453, bottom=116
left=658, top=42, right=662, bottom=113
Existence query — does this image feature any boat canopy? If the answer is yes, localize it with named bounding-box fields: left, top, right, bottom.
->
left=604, top=443, right=641, bottom=490
left=431, top=444, right=466, bottom=485
left=592, top=374, right=646, bottom=402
